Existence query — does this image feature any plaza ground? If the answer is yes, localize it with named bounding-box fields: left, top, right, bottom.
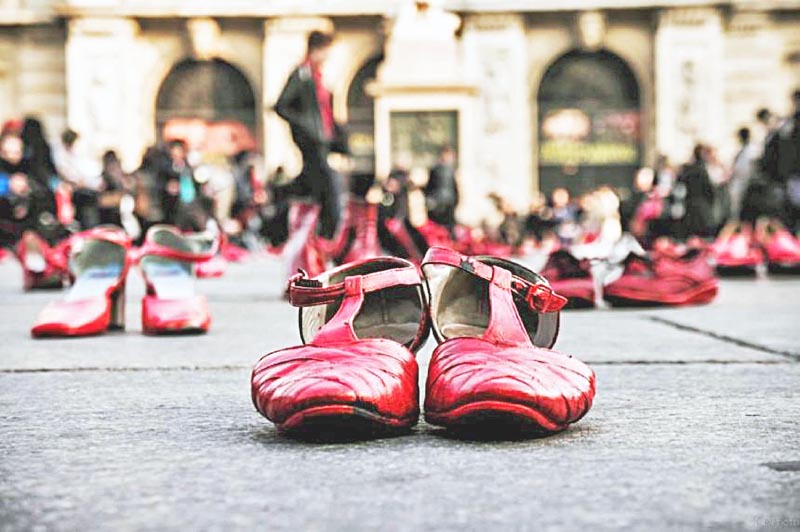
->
left=0, top=255, right=798, bottom=531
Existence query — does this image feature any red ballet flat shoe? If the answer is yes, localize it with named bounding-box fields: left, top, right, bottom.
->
left=712, top=223, right=763, bottom=275
left=135, top=225, right=218, bottom=335
left=603, top=251, right=718, bottom=307
left=251, top=257, right=429, bottom=436
left=756, top=218, right=800, bottom=273
left=421, top=247, right=595, bottom=435
left=16, top=231, right=69, bottom=290
left=31, top=226, right=131, bottom=337
left=540, top=250, right=595, bottom=308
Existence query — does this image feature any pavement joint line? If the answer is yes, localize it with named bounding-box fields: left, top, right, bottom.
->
left=0, top=359, right=793, bottom=374
left=645, top=316, right=800, bottom=361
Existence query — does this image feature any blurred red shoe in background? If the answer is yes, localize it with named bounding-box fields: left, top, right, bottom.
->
left=712, top=222, right=763, bottom=275
left=540, top=250, right=595, bottom=308
left=136, top=225, right=218, bottom=335
left=756, top=218, right=800, bottom=273
left=31, top=226, right=130, bottom=337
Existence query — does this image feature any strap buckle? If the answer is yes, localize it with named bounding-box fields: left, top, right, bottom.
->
left=513, top=281, right=568, bottom=313
left=288, top=269, right=322, bottom=289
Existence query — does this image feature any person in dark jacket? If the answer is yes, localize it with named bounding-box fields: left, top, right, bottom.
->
left=424, top=145, right=459, bottom=232
left=274, top=30, right=345, bottom=241
left=762, top=90, right=800, bottom=229
left=677, top=144, right=715, bottom=238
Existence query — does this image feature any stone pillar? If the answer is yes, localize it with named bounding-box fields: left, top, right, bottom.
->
left=723, top=10, right=784, bottom=158
left=65, top=17, right=142, bottom=169
left=461, top=13, right=531, bottom=214
left=372, top=3, right=485, bottom=224
left=262, top=17, right=333, bottom=175
left=654, top=7, right=725, bottom=165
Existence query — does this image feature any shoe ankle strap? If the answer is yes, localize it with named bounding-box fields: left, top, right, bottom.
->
left=422, top=246, right=567, bottom=313
left=288, top=260, right=421, bottom=307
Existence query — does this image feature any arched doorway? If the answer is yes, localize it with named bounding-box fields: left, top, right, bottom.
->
left=156, top=58, right=257, bottom=143
left=347, top=55, right=382, bottom=175
left=537, top=50, right=641, bottom=196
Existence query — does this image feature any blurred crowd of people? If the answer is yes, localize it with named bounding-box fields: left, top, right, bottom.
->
left=0, top=117, right=274, bottom=253
left=2, top=88, right=798, bottom=268
left=457, top=89, right=800, bottom=253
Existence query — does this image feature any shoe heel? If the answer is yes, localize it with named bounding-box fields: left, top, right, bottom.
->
left=109, top=284, right=126, bottom=331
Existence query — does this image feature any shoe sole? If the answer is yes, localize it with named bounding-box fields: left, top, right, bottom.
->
left=278, top=404, right=416, bottom=439
left=425, top=400, right=567, bottom=436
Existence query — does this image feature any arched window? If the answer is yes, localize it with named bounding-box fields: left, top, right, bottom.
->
left=156, top=58, right=256, bottom=140
left=537, top=49, right=641, bottom=195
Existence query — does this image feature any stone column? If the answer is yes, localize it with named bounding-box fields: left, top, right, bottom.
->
left=262, top=17, right=333, bottom=175
left=65, top=17, right=142, bottom=169
left=654, top=7, right=725, bottom=164
left=461, top=13, right=531, bottom=214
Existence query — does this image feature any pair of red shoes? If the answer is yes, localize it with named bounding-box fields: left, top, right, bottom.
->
left=541, top=237, right=718, bottom=308
left=711, top=219, right=800, bottom=274
left=252, top=247, right=596, bottom=437
left=31, top=225, right=216, bottom=337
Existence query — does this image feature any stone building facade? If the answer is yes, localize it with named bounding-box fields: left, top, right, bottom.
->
left=1, top=0, right=799, bottom=223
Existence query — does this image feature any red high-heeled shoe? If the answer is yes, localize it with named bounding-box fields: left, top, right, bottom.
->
left=31, top=226, right=131, bottom=337
left=251, top=257, right=429, bottom=436
left=135, top=225, right=218, bottom=335
left=712, top=222, right=763, bottom=274
left=421, top=247, right=594, bottom=435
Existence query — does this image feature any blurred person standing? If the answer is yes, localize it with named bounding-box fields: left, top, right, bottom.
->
left=729, top=127, right=759, bottom=221
left=274, top=30, right=346, bottom=242
left=676, top=144, right=715, bottom=238
left=0, top=132, right=65, bottom=248
left=20, top=117, right=57, bottom=191
left=550, top=187, right=580, bottom=245
left=762, top=89, right=800, bottom=230
left=53, top=129, right=101, bottom=228
left=705, top=145, right=731, bottom=232
left=161, top=139, right=206, bottom=231
left=424, top=144, right=459, bottom=233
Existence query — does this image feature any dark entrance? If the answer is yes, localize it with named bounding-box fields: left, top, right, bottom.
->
left=537, top=49, right=641, bottom=196
left=347, top=55, right=382, bottom=175
left=156, top=58, right=257, bottom=139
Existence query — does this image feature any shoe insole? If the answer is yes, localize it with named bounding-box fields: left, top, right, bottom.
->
left=65, top=240, right=126, bottom=301
left=300, top=258, right=425, bottom=346
left=65, top=264, right=123, bottom=302
left=140, top=257, right=195, bottom=300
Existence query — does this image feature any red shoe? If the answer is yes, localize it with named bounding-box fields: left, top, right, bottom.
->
left=136, top=225, right=217, bottom=335
left=603, top=251, right=718, bottom=306
left=285, top=202, right=327, bottom=286
left=421, top=247, right=595, bottom=435
left=756, top=219, right=800, bottom=272
left=712, top=223, right=763, bottom=274
left=540, top=250, right=595, bottom=308
left=15, top=231, right=69, bottom=290
left=336, top=198, right=382, bottom=265
left=31, top=227, right=131, bottom=337
left=252, top=257, right=429, bottom=436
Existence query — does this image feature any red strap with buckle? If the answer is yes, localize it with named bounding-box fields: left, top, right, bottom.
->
left=288, top=260, right=422, bottom=307
left=422, top=246, right=567, bottom=313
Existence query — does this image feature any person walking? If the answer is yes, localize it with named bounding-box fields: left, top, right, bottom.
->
left=274, top=30, right=346, bottom=242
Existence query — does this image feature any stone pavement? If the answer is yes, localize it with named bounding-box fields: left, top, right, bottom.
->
left=1, top=256, right=799, bottom=531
